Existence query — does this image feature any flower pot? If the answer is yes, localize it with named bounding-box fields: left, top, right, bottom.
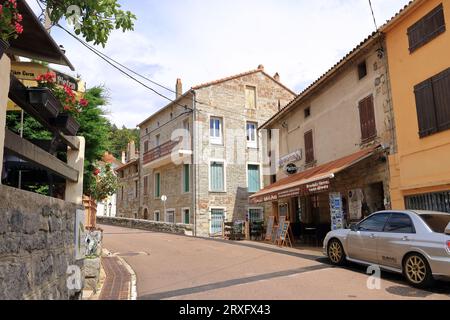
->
left=27, top=87, right=61, bottom=119
left=0, top=39, right=9, bottom=59
left=50, top=113, right=80, bottom=136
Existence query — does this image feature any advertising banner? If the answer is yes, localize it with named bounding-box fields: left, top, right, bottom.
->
left=329, top=192, right=344, bottom=230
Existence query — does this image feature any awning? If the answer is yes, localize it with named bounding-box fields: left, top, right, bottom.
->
left=249, top=145, right=380, bottom=204
left=7, top=0, right=75, bottom=70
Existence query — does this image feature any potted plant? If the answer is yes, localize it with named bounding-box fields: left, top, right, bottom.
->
left=0, top=0, right=24, bottom=59
left=34, top=71, right=88, bottom=135
left=27, top=72, right=62, bottom=119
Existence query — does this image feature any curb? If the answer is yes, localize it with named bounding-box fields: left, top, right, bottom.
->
left=102, top=248, right=137, bottom=300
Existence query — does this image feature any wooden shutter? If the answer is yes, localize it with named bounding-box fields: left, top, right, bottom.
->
left=304, top=131, right=314, bottom=164
left=431, top=68, right=450, bottom=132
left=408, top=4, right=445, bottom=53
left=144, top=176, right=148, bottom=196
left=144, top=141, right=149, bottom=153
left=414, top=78, right=437, bottom=137
left=358, top=95, right=377, bottom=141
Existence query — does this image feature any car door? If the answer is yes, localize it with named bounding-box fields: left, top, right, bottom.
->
left=376, top=213, right=416, bottom=269
left=347, top=213, right=391, bottom=264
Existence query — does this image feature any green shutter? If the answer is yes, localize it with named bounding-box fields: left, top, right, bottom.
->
left=155, top=173, right=160, bottom=197
left=210, top=162, right=224, bottom=192
left=183, top=164, right=190, bottom=192
left=248, top=165, right=260, bottom=193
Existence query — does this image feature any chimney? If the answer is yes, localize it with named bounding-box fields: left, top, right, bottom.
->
left=257, top=64, right=265, bottom=71
left=273, top=72, right=280, bottom=81
left=176, top=78, right=183, bottom=98
left=127, top=140, right=136, bottom=161
left=121, top=151, right=126, bottom=164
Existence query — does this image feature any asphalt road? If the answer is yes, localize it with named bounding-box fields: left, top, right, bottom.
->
left=100, top=224, right=450, bottom=300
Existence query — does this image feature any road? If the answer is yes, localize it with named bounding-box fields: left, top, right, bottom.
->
left=100, top=224, right=450, bottom=300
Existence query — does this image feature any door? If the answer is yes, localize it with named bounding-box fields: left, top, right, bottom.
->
left=347, top=212, right=391, bottom=263
left=210, top=209, right=225, bottom=236
left=376, top=213, right=416, bottom=269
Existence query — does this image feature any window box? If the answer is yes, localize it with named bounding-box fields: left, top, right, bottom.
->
left=27, top=87, right=62, bottom=119
left=0, top=39, right=9, bottom=60
left=50, top=113, right=80, bottom=136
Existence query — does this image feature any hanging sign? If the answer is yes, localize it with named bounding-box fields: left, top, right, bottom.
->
left=278, top=150, right=302, bottom=168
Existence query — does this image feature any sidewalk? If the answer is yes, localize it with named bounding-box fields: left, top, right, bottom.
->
left=98, top=256, right=132, bottom=300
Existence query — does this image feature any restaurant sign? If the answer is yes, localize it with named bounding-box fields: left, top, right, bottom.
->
left=250, top=178, right=331, bottom=204
left=278, top=150, right=302, bottom=168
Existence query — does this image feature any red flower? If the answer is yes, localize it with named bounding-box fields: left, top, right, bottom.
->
left=15, top=23, right=23, bottom=34
left=63, top=105, right=71, bottom=111
left=0, top=5, right=3, bottom=15
left=80, top=99, right=89, bottom=107
left=15, top=13, right=22, bottom=23
left=93, top=168, right=101, bottom=176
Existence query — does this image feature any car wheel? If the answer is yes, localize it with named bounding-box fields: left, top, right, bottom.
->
left=327, top=239, right=346, bottom=266
left=403, top=253, right=434, bottom=288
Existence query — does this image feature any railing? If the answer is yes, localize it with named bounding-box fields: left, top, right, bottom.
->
left=143, top=137, right=182, bottom=165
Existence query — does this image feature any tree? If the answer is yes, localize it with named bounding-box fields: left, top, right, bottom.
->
left=40, top=0, right=136, bottom=47
left=109, top=125, right=140, bottom=159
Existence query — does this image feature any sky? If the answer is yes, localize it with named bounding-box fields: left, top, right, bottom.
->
left=26, top=0, right=411, bottom=128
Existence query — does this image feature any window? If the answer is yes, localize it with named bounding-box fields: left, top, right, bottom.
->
left=210, top=208, right=225, bottom=235
left=246, top=122, right=258, bottom=148
left=357, top=213, right=391, bottom=232
left=408, top=3, right=445, bottom=53
left=248, top=208, right=263, bottom=223
left=183, top=119, right=190, bottom=149
left=245, top=86, right=256, bottom=109
left=420, top=214, right=450, bottom=233
left=210, top=161, right=225, bottom=192
left=166, top=210, right=175, bottom=223
left=134, top=180, right=138, bottom=198
left=143, top=176, right=149, bottom=196
left=358, top=95, right=377, bottom=141
left=270, top=175, right=277, bottom=184
left=304, top=107, right=311, bottom=118
left=183, top=208, right=190, bottom=224
left=154, top=172, right=161, bottom=198
left=358, top=61, right=367, bottom=79
left=144, top=140, right=149, bottom=153
left=384, top=214, right=415, bottom=233
left=183, top=164, right=190, bottom=193
left=304, top=130, right=315, bottom=164
left=155, top=134, right=160, bottom=147
left=414, top=68, right=450, bottom=138
left=405, top=190, right=450, bottom=213
left=247, top=164, right=261, bottom=193
left=210, top=117, right=223, bottom=144
left=154, top=211, right=160, bottom=222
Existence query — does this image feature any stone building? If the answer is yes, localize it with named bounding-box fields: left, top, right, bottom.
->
left=250, top=33, right=397, bottom=244
left=116, top=141, right=140, bottom=218
left=137, top=65, right=295, bottom=237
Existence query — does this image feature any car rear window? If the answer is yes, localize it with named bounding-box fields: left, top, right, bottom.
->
left=420, top=214, right=450, bottom=233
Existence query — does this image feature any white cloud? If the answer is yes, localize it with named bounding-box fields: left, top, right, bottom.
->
left=27, top=0, right=410, bottom=128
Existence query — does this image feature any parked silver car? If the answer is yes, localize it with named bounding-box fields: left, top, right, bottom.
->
left=323, top=210, right=450, bottom=287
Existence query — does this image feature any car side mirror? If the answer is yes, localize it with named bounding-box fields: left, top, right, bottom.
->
left=350, top=224, right=358, bottom=232
left=445, top=222, right=450, bottom=235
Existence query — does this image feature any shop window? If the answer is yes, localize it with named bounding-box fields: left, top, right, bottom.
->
left=358, top=61, right=367, bottom=80
left=245, top=86, right=257, bottom=109
left=210, top=161, right=225, bottom=192
left=358, top=95, right=377, bottom=142
left=414, top=68, right=450, bottom=138
left=304, top=130, right=315, bottom=164
left=248, top=208, right=264, bottom=223
left=408, top=3, right=445, bottom=53
left=247, top=164, right=261, bottom=193
left=210, top=117, right=223, bottom=145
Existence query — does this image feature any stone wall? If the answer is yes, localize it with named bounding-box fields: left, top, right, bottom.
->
left=0, top=185, right=83, bottom=300
left=97, top=216, right=193, bottom=235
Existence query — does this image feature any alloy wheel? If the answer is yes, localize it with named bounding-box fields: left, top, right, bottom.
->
left=405, top=255, right=427, bottom=284
left=328, top=241, right=343, bottom=264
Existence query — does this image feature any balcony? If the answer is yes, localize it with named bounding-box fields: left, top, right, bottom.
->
left=143, top=137, right=192, bottom=168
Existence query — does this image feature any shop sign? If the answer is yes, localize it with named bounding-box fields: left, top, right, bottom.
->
left=278, top=150, right=302, bottom=168
left=306, top=179, right=330, bottom=193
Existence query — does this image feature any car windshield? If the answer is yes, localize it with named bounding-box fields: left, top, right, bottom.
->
left=419, top=214, right=450, bottom=233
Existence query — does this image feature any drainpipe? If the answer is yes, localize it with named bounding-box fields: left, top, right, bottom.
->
left=192, top=90, right=197, bottom=237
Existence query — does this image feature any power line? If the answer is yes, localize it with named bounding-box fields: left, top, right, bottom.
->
left=368, top=0, right=379, bottom=30
left=56, top=24, right=192, bottom=112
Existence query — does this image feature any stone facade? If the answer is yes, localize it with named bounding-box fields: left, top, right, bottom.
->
left=0, top=185, right=83, bottom=300
left=116, top=159, right=140, bottom=218
left=97, top=216, right=193, bottom=235
left=138, top=66, right=295, bottom=237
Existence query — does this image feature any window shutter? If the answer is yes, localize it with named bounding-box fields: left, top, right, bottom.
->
left=431, top=68, right=450, bottom=132
left=210, top=162, right=224, bottom=192
left=304, top=131, right=314, bottom=164
left=247, top=165, right=260, bottom=193
left=155, top=173, right=161, bottom=197
left=414, top=78, right=437, bottom=137
left=183, top=164, right=190, bottom=192
left=144, top=176, right=148, bottom=196
left=359, top=95, right=377, bottom=141
left=408, top=4, right=445, bottom=53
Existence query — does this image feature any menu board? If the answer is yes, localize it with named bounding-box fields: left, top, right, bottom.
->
left=280, top=221, right=290, bottom=241
left=329, top=192, right=345, bottom=230
left=275, top=216, right=286, bottom=241
left=265, top=216, right=275, bottom=241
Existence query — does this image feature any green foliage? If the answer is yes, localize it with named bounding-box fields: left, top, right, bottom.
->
left=6, top=111, right=52, bottom=140
left=90, top=163, right=119, bottom=201
left=109, top=125, right=140, bottom=159
left=42, top=0, right=136, bottom=47
left=0, top=0, right=24, bottom=41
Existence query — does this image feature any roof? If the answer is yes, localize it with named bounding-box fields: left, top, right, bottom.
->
left=250, top=145, right=380, bottom=202
left=260, top=0, right=422, bottom=130
left=8, top=0, right=74, bottom=70
left=138, top=65, right=296, bottom=128
left=115, top=158, right=139, bottom=172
